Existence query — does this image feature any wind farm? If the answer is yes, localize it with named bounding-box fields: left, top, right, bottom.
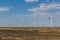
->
left=0, top=10, right=59, bottom=40
left=0, top=0, right=60, bottom=40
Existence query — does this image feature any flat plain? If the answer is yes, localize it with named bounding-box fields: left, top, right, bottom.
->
left=0, top=27, right=60, bottom=40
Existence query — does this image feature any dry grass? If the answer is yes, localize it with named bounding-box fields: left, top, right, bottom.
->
left=0, top=27, right=60, bottom=40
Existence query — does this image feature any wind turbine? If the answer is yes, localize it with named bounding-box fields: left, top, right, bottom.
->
left=32, top=14, right=36, bottom=27
left=25, top=14, right=37, bottom=27
left=32, top=12, right=39, bottom=27
left=49, top=16, right=54, bottom=27
left=50, top=16, right=53, bottom=27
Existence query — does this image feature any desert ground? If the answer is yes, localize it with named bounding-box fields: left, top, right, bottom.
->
left=0, top=27, right=60, bottom=40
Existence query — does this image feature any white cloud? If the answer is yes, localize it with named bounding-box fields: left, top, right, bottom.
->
left=0, top=7, right=10, bottom=11
left=29, top=3, right=60, bottom=18
left=25, top=0, right=39, bottom=2
left=29, top=3, right=60, bottom=11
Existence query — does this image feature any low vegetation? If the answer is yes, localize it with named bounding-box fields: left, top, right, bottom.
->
left=0, top=27, right=60, bottom=40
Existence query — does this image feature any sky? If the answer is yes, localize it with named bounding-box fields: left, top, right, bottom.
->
left=0, top=0, right=60, bottom=27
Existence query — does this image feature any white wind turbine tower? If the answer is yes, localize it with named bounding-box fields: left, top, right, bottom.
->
left=49, top=16, right=54, bottom=27
left=49, top=15, right=54, bottom=28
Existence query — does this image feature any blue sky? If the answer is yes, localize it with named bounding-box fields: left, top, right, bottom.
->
left=0, top=0, right=60, bottom=27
